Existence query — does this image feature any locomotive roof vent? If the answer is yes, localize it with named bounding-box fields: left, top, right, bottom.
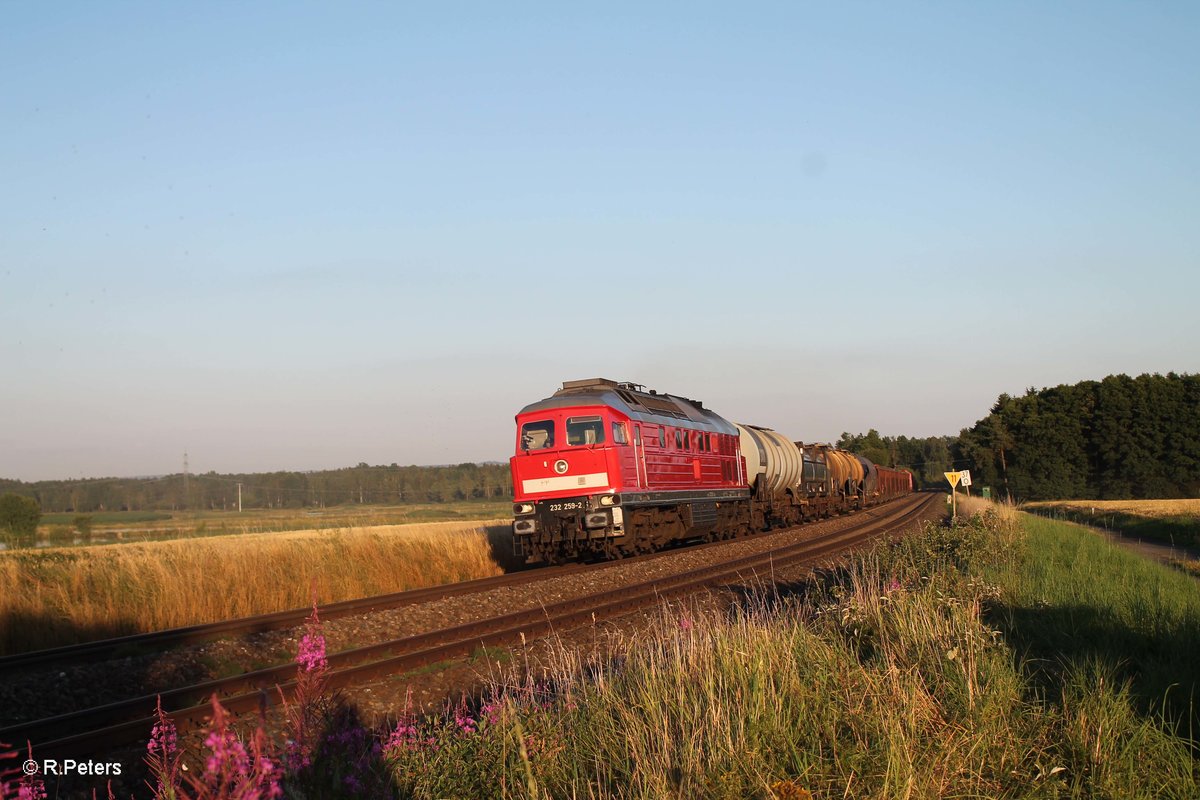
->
left=557, top=378, right=620, bottom=394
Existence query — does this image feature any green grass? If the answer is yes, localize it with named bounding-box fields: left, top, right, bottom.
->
left=378, top=508, right=1199, bottom=799
left=984, top=514, right=1200, bottom=733
left=1024, top=503, right=1200, bottom=548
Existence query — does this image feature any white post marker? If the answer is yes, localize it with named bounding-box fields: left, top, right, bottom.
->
left=959, top=469, right=972, bottom=498
left=944, top=471, right=962, bottom=521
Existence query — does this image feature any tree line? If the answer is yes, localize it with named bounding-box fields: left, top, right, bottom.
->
left=955, top=372, right=1199, bottom=501
left=0, top=462, right=515, bottom=513
left=841, top=373, right=1199, bottom=502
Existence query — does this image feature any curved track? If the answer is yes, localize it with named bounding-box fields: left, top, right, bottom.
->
left=4, top=493, right=938, bottom=760
left=0, top=497, right=917, bottom=676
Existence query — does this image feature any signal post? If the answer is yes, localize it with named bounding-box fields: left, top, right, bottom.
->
left=944, top=470, right=972, bottom=523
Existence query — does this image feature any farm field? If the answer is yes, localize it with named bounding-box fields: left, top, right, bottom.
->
left=21, top=500, right=513, bottom=549
left=1022, top=498, right=1200, bottom=548
left=0, top=518, right=511, bottom=656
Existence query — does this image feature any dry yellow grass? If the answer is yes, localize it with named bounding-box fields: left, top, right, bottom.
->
left=1022, top=498, right=1200, bottom=518
left=957, top=493, right=1019, bottom=524
left=0, top=519, right=513, bottom=656
left=1170, top=558, right=1200, bottom=579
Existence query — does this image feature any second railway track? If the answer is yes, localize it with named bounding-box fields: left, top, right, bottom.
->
left=4, top=492, right=938, bottom=761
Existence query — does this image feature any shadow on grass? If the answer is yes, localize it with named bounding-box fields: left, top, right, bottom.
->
left=1030, top=508, right=1200, bottom=552
left=990, top=602, right=1200, bottom=738
left=483, top=524, right=530, bottom=573
left=721, top=565, right=1200, bottom=746
left=0, top=608, right=144, bottom=659
left=295, top=701, right=404, bottom=799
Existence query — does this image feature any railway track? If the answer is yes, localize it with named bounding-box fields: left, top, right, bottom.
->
left=4, top=493, right=937, bottom=761
left=0, top=495, right=924, bottom=678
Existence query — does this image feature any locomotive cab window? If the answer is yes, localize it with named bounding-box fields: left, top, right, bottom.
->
left=520, top=420, right=555, bottom=451
left=566, top=416, right=606, bottom=446
left=612, top=422, right=628, bottom=445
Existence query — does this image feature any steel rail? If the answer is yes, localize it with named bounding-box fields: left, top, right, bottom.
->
left=7, top=493, right=936, bottom=760
left=0, top=564, right=582, bottom=676
left=1, top=496, right=917, bottom=675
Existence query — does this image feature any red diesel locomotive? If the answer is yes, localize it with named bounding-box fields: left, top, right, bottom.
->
left=510, top=378, right=912, bottom=563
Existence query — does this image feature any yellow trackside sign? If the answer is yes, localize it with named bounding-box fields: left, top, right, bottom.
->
left=944, top=471, right=962, bottom=487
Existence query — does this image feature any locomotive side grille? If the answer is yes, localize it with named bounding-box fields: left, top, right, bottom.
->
left=684, top=501, right=718, bottom=532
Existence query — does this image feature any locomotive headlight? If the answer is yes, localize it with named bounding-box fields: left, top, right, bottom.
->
left=599, top=494, right=620, bottom=506
left=513, top=503, right=535, bottom=515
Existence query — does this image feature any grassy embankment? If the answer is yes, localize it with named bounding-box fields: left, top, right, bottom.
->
left=1024, top=498, right=1200, bottom=578
left=22, top=500, right=513, bottom=548
left=379, top=498, right=1199, bottom=798
left=0, top=519, right=511, bottom=656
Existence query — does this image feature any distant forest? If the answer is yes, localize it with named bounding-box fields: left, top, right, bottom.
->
left=955, top=373, right=1199, bottom=501
left=835, top=430, right=958, bottom=490
left=0, top=463, right=514, bottom=513
left=842, top=373, right=1200, bottom=502
left=5, top=373, right=1196, bottom=511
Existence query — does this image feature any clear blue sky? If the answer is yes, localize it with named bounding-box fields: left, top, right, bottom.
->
left=3, top=2, right=1198, bottom=481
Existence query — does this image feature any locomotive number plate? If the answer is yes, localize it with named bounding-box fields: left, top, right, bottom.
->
left=548, top=501, right=585, bottom=512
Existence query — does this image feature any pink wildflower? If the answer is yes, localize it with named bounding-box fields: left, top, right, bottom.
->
left=16, top=743, right=47, bottom=800
left=187, top=696, right=283, bottom=799
left=296, top=632, right=327, bottom=673
left=145, top=696, right=183, bottom=799
left=679, top=617, right=694, bottom=631
left=203, top=708, right=250, bottom=780
left=480, top=700, right=503, bottom=726
left=285, top=598, right=329, bottom=773
left=296, top=601, right=328, bottom=673
left=147, top=702, right=178, bottom=757
left=886, top=578, right=902, bottom=593
left=383, top=717, right=421, bottom=753
left=382, top=697, right=438, bottom=754
left=453, top=701, right=476, bottom=734
left=18, top=782, right=48, bottom=800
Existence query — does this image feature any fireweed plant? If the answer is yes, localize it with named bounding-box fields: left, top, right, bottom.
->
left=140, top=600, right=395, bottom=799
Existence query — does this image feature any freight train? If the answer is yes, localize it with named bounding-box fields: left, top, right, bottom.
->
left=510, top=378, right=912, bottom=563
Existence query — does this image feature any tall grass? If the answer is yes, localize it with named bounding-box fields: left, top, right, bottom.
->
left=379, top=504, right=1198, bottom=798
left=0, top=520, right=510, bottom=655
left=983, top=513, right=1200, bottom=734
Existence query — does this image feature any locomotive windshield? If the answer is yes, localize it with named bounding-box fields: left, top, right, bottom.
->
left=520, top=420, right=555, bottom=451
left=566, top=415, right=606, bottom=446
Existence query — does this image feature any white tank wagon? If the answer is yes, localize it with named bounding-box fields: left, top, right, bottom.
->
left=734, top=423, right=878, bottom=527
